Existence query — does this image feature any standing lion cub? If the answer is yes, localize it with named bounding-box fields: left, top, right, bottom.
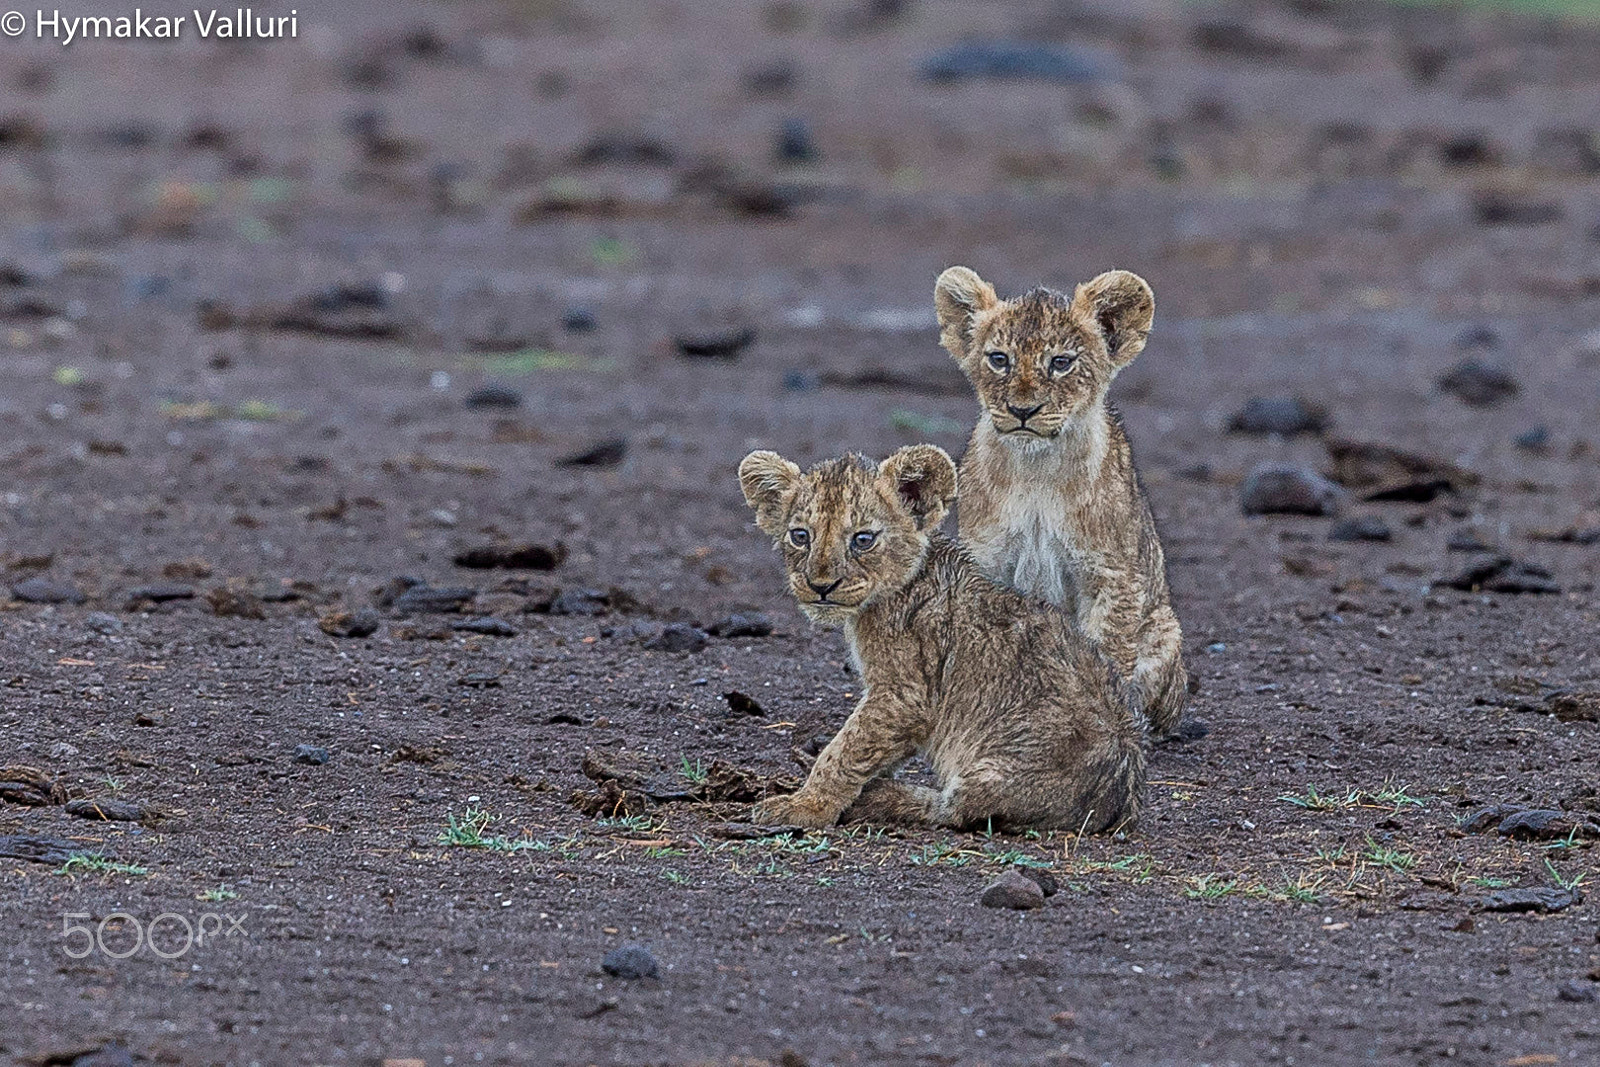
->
left=738, top=444, right=1145, bottom=832
left=934, top=266, right=1187, bottom=738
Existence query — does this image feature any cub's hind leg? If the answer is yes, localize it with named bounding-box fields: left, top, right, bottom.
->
left=943, top=745, right=1144, bottom=834
left=840, top=779, right=944, bottom=828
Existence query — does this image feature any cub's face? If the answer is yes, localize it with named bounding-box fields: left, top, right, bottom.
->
left=934, top=267, right=1155, bottom=443
left=738, top=446, right=957, bottom=625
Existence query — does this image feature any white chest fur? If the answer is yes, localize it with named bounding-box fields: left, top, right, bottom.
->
left=966, top=420, right=1107, bottom=616
left=984, top=481, right=1084, bottom=610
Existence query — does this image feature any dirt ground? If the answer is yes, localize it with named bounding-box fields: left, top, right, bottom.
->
left=2, top=0, right=1599, bottom=1064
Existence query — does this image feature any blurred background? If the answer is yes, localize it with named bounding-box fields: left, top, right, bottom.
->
left=3, top=0, right=1600, bottom=607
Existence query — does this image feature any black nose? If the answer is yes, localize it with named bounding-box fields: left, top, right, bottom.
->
left=807, top=578, right=842, bottom=599
left=1007, top=402, right=1044, bottom=423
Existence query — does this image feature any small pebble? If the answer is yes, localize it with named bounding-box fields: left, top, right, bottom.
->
left=293, top=745, right=331, bottom=766
left=980, top=869, right=1046, bottom=910
left=601, top=943, right=660, bottom=980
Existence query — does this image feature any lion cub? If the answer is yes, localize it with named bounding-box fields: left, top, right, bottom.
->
left=738, top=444, right=1145, bottom=832
left=934, top=266, right=1187, bottom=738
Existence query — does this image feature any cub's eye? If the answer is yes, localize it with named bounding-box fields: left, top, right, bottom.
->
left=851, top=531, right=878, bottom=551
left=985, top=351, right=1009, bottom=372
left=1049, top=354, right=1076, bottom=375
left=788, top=528, right=810, bottom=548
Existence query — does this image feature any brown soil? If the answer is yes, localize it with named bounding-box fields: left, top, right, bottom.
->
left=2, top=1, right=1598, bottom=1064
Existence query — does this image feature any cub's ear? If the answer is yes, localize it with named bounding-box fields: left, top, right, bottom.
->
left=879, top=444, right=958, bottom=531
left=738, top=450, right=802, bottom=537
left=934, top=266, right=998, bottom=361
left=1071, top=270, right=1154, bottom=370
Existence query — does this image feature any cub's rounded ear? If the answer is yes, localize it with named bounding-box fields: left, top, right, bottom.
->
left=1072, top=270, right=1154, bottom=369
left=738, top=450, right=802, bottom=537
left=879, top=444, right=958, bottom=531
left=934, top=266, right=998, bottom=360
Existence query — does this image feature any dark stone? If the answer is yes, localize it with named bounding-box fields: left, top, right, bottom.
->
left=458, top=672, right=502, bottom=689
left=573, top=132, right=677, bottom=167
left=453, top=542, right=567, bottom=570
left=319, top=608, right=380, bottom=638
left=85, top=612, right=124, bottom=635
left=1240, top=465, right=1345, bottom=516
left=1160, top=717, right=1211, bottom=744
left=562, top=305, right=597, bottom=331
left=1480, top=887, right=1582, bottom=913
left=1459, top=804, right=1525, bottom=833
left=674, top=326, right=755, bottom=360
left=1439, top=557, right=1559, bottom=595
left=1329, top=517, right=1392, bottom=543
left=70, top=1045, right=135, bottom=1067
left=1018, top=867, right=1059, bottom=898
left=1497, top=809, right=1597, bottom=841
left=980, top=869, right=1046, bottom=910
left=558, top=437, right=628, bottom=468
left=1226, top=396, right=1329, bottom=436
left=1439, top=135, right=1502, bottom=169
left=1439, top=358, right=1519, bottom=407
left=643, top=624, right=708, bottom=654
left=775, top=117, right=818, bottom=163
left=453, top=616, right=517, bottom=637
left=126, top=582, right=196, bottom=603
left=601, top=943, right=661, bottom=980
left=707, top=612, right=774, bottom=638
left=11, top=577, right=86, bottom=604
left=464, top=382, right=523, bottom=409
left=722, top=690, right=766, bottom=716
left=1557, top=979, right=1597, bottom=1003
left=920, top=42, right=1117, bottom=85
left=1472, top=190, right=1563, bottom=227
left=744, top=59, right=799, bottom=97
left=1513, top=426, right=1551, bottom=453
left=550, top=588, right=610, bottom=616
left=392, top=585, right=477, bottom=614
left=293, top=744, right=331, bottom=766
left=1447, top=530, right=1497, bottom=553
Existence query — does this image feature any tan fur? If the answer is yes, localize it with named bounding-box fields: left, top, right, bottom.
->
left=934, top=266, right=1187, bottom=737
left=738, top=446, right=1146, bottom=832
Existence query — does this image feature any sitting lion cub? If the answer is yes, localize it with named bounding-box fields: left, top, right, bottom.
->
left=934, top=266, right=1187, bottom=738
left=738, top=444, right=1145, bottom=832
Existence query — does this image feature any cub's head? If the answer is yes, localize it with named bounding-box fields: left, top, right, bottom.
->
left=738, top=445, right=957, bottom=625
left=934, top=266, right=1154, bottom=443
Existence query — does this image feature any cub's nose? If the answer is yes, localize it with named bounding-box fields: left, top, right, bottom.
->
left=1006, top=402, right=1044, bottom=423
left=807, top=578, right=842, bottom=599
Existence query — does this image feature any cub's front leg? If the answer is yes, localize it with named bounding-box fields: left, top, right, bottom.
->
left=754, top=691, right=921, bottom=828
left=1076, top=566, right=1140, bottom=678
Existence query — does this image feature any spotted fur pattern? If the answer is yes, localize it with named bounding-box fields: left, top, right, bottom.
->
left=934, top=266, right=1187, bottom=737
left=738, top=446, right=1146, bottom=832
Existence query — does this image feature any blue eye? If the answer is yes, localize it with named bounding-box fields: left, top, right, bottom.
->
left=851, top=531, right=878, bottom=551
left=788, top=528, right=810, bottom=547
left=986, top=351, right=1009, bottom=372
left=1049, top=354, right=1076, bottom=374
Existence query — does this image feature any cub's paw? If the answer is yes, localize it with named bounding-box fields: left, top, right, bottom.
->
left=752, top=792, right=837, bottom=829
